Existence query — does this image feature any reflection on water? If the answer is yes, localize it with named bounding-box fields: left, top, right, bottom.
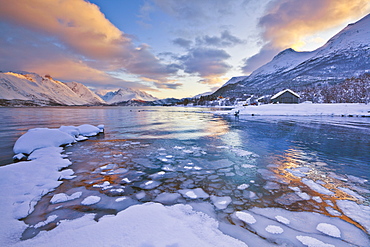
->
left=1, top=107, right=369, bottom=243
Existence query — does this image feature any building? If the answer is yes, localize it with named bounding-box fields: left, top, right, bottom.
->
left=271, top=89, right=300, bottom=104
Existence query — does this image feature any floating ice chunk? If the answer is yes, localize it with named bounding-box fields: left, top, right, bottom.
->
left=312, top=196, right=323, bottom=203
left=296, top=192, right=311, bottom=200
left=13, top=128, right=75, bottom=155
left=136, top=191, right=146, bottom=200
left=75, top=135, right=88, bottom=141
left=275, top=215, right=290, bottom=225
left=77, top=124, right=101, bottom=137
left=265, top=225, right=283, bottom=234
left=93, top=181, right=110, bottom=189
left=296, top=235, right=334, bottom=247
left=50, top=192, right=82, bottom=204
left=275, top=193, right=302, bottom=205
left=289, top=186, right=301, bottom=192
left=338, top=187, right=365, bottom=200
left=115, top=196, right=128, bottom=202
left=241, top=164, right=255, bottom=168
left=154, top=192, right=181, bottom=204
left=81, top=196, right=101, bottom=205
left=325, top=207, right=341, bottom=216
left=263, top=181, right=280, bottom=190
left=237, top=184, right=249, bottom=190
left=59, top=169, right=76, bottom=180
left=231, top=148, right=253, bottom=157
left=336, top=200, right=370, bottom=233
left=235, top=211, right=256, bottom=224
left=328, top=172, right=347, bottom=182
left=139, top=180, right=162, bottom=190
left=179, top=188, right=209, bottom=199
left=316, top=223, right=341, bottom=238
left=121, top=178, right=131, bottom=184
left=302, top=178, right=334, bottom=195
left=211, top=196, right=232, bottom=210
left=347, top=175, right=367, bottom=184
left=286, top=168, right=306, bottom=177
left=182, top=149, right=193, bottom=154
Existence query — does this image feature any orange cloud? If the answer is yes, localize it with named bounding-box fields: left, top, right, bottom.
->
left=0, top=0, right=177, bottom=84
left=260, top=0, right=370, bottom=50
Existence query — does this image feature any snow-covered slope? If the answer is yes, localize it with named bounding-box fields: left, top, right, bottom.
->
left=0, top=72, right=104, bottom=105
left=221, top=76, right=248, bottom=87
left=214, top=14, right=370, bottom=97
left=99, top=88, right=158, bottom=104
left=64, top=81, right=105, bottom=105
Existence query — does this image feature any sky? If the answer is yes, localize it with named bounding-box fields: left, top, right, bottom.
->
left=0, top=0, right=369, bottom=99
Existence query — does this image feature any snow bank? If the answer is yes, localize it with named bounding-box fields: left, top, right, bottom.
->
left=11, top=203, right=247, bottom=247
left=222, top=103, right=370, bottom=117
left=0, top=124, right=103, bottom=246
left=14, top=124, right=104, bottom=156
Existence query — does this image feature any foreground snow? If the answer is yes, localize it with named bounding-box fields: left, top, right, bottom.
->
left=222, top=103, right=370, bottom=117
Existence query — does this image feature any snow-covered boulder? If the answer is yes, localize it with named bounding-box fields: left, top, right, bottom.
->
left=13, top=128, right=75, bottom=155
left=77, top=124, right=101, bottom=136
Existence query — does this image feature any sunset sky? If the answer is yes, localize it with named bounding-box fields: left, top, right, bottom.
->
left=0, top=0, right=369, bottom=99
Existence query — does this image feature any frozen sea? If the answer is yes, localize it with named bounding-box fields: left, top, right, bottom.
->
left=0, top=106, right=369, bottom=246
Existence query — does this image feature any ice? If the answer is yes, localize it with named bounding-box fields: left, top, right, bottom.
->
left=235, top=211, right=257, bottom=224
left=316, top=223, right=341, bottom=238
left=312, top=196, right=323, bottom=203
left=81, top=196, right=101, bottom=205
left=211, top=196, right=232, bottom=210
left=263, top=181, right=280, bottom=190
left=346, top=175, right=368, bottom=184
left=336, top=200, right=370, bottom=233
left=50, top=192, right=82, bottom=204
left=338, top=187, right=365, bottom=200
left=275, top=193, right=302, bottom=205
left=296, top=192, right=311, bottom=200
left=93, top=181, right=111, bottom=189
left=97, top=124, right=104, bottom=132
left=59, top=126, right=79, bottom=138
left=265, top=225, right=284, bottom=234
left=139, top=180, right=162, bottom=190
left=77, top=124, right=101, bottom=137
left=325, top=207, right=342, bottom=216
left=59, top=169, right=76, bottom=180
left=237, top=184, right=249, bottom=190
left=275, top=215, right=290, bottom=225
left=13, top=128, right=75, bottom=155
left=231, top=148, right=254, bottom=157
left=154, top=192, right=181, bottom=204
left=34, top=215, right=58, bottom=228
left=296, top=236, right=335, bottom=247
left=241, top=164, right=255, bottom=168
left=301, top=178, right=334, bottom=195
left=179, top=188, right=210, bottom=199
left=135, top=191, right=146, bottom=200
left=286, top=168, right=306, bottom=177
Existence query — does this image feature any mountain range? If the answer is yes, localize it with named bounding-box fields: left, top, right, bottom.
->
left=213, top=13, right=370, bottom=98
left=0, top=72, right=158, bottom=106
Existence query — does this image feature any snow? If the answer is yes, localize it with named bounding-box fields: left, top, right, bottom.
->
left=235, top=211, right=257, bottom=224
left=8, top=203, right=247, bottom=247
left=265, top=225, right=284, bottom=234
left=13, top=128, right=75, bottom=155
left=336, top=200, right=370, bottom=233
left=77, top=124, right=101, bottom=137
left=224, top=103, right=370, bottom=117
left=296, top=236, right=335, bottom=247
left=271, top=89, right=300, bottom=100
left=99, top=88, right=158, bottom=104
left=81, top=196, right=101, bottom=205
left=50, top=192, right=82, bottom=204
left=275, top=215, right=290, bottom=225
left=316, top=223, right=341, bottom=238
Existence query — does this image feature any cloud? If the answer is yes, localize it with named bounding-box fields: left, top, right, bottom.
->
left=196, top=30, right=246, bottom=47
left=0, top=0, right=177, bottom=87
left=242, top=0, right=370, bottom=74
left=173, top=38, right=193, bottom=48
left=178, top=47, right=231, bottom=80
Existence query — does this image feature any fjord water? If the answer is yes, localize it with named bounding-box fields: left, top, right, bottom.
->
left=1, top=106, right=369, bottom=243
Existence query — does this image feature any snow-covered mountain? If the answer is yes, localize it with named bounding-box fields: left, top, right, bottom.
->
left=0, top=72, right=105, bottom=105
left=214, top=13, right=370, bottom=97
left=64, top=81, right=105, bottom=105
left=98, top=88, right=158, bottom=104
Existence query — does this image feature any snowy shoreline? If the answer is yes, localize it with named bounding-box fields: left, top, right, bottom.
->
left=1, top=122, right=370, bottom=246
left=218, top=103, right=370, bottom=117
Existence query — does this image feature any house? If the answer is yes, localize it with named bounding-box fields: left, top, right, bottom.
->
left=271, top=89, right=300, bottom=104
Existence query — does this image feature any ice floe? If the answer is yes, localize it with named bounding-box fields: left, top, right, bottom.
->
left=50, top=192, right=82, bottom=204
left=179, top=188, right=210, bottom=199
left=81, top=196, right=101, bottom=205
left=316, top=223, right=341, bottom=238
left=302, top=178, right=334, bottom=195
